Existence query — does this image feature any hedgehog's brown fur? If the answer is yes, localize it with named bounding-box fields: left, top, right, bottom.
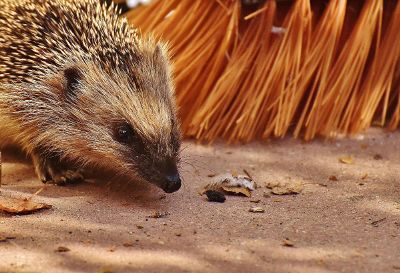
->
left=0, top=0, right=182, bottom=193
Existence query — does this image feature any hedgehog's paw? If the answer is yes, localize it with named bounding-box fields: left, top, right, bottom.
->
left=32, top=152, right=84, bottom=185
left=32, top=153, right=50, bottom=183
left=47, top=169, right=85, bottom=186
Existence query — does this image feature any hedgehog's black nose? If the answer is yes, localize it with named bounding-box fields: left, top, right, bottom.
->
left=163, top=173, right=181, bottom=193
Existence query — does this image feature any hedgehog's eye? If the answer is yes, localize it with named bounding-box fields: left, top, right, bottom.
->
left=115, top=123, right=134, bottom=144
left=114, top=122, right=145, bottom=154
left=64, top=66, right=82, bottom=96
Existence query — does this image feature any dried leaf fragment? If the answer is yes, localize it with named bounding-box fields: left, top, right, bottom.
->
left=221, top=186, right=251, bottom=197
left=266, top=181, right=303, bottom=195
left=56, top=246, right=70, bottom=252
left=147, top=211, right=169, bottom=219
left=329, top=175, right=338, bottom=181
left=282, top=238, right=295, bottom=247
left=361, top=174, right=368, bottom=180
left=200, top=173, right=255, bottom=198
left=231, top=170, right=239, bottom=177
left=339, top=156, right=353, bottom=164
left=0, top=195, right=51, bottom=215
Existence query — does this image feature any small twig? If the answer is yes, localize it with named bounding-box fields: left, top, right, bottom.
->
left=371, top=217, right=387, bottom=227
left=243, top=169, right=253, bottom=180
left=27, top=187, right=46, bottom=201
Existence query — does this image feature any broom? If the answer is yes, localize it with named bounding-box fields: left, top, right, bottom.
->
left=119, top=0, right=400, bottom=142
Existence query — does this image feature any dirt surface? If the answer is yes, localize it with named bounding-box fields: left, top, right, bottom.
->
left=1, top=128, right=399, bottom=273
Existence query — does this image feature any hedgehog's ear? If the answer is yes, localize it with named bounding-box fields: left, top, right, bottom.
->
left=153, top=44, right=171, bottom=84
left=153, top=44, right=167, bottom=63
left=63, top=66, right=82, bottom=97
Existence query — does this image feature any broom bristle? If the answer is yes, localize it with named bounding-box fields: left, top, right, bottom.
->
left=126, top=0, right=400, bottom=142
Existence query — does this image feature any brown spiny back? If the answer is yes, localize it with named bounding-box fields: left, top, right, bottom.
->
left=0, top=0, right=140, bottom=84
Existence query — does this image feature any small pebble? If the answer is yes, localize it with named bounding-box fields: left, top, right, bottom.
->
left=249, top=207, right=265, bottom=213
left=205, top=190, right=226, bottom=203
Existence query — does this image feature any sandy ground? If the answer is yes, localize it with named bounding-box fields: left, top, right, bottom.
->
left=0, top=128, right=399, bottom=273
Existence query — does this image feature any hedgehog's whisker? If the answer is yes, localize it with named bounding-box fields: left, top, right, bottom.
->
left=180, top=159, right=215, bottom=173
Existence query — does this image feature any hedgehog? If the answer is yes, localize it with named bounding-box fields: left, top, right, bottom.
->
left=0, top=0, right=182, bottom=193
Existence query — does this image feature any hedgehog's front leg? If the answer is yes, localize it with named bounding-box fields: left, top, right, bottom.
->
left=31, top=150, right=84, bottom=185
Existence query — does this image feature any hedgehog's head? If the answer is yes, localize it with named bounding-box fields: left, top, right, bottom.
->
left=0, top=1, right=182, bottom=192
left=7, top=42, right=182, bottom=193
left=61, top=43, right=182, bottom=193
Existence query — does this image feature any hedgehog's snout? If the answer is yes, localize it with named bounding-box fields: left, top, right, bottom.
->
left=143, top=157, right=181, bottom=193
left=158, top=159, right=181, bottom=193
left=163, top=172, right=181, bottom=193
